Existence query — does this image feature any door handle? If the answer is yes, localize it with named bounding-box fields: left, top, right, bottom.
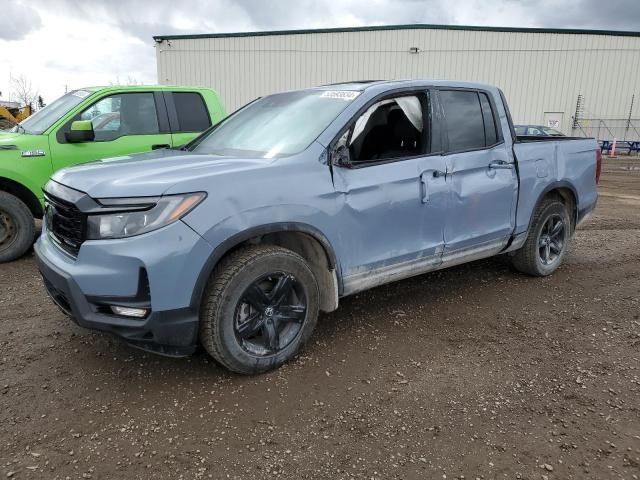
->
left=420, top=172, right=430, bottom=203
left=488, top=160, right=514, bottom=170
left=432, top=169, right=446, bottom=178
left=151, top=144, right=171, bottom=150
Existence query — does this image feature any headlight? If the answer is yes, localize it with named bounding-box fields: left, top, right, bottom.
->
left=86, top=192, right=206, bottom=240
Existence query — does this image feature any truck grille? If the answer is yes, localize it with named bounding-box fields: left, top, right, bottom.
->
left=44, top=192, right=86, bottom=256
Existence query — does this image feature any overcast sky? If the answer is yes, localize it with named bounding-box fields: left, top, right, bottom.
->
left=2, top=0, right=639, bottom=103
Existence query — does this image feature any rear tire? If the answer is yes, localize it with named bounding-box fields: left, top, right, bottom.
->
left=511, top=197, right=571, bottom=277
left=0, top=191, right=35, bottom=263
left=200, top=245, right=319, bottom=374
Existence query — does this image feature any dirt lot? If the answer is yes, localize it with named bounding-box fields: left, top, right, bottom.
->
left=1, top=158, right=639, bottom=480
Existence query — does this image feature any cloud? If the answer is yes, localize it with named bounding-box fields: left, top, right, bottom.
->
left=232, top=0, right=451, bottom=30
left=527, top=0, right=640, bottom=31
left=3, top=0, right=639, bottom=104
left=444, top=0, right=640, bottom=30
left=0, top=1, right=42, bottom=40
left=29, top=0, right=452, bottom=41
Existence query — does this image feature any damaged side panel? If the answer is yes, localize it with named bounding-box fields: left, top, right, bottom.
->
left=333, top=153, right=449, bottom=292
left=443, top=144, right=518, bottom=253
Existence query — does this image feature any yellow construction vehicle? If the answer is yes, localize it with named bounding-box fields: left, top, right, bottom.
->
left=0, top=104, right=32, bottom=129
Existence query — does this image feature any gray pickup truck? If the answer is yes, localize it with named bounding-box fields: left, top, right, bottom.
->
left=36, top=80, right=601, bottom=374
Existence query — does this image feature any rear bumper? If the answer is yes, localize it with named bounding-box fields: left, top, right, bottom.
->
left=34, top=220, right=214, bottom=356
left=577, top=196, right=598, bottom=226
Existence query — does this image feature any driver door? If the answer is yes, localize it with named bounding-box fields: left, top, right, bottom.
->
left=50, top=92, right=173, bottom=171
left=332, top=91, right=449, bottom=293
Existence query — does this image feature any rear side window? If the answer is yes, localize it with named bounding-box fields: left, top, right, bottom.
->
left=173, top=92, right=211, bottom=132
left=441, top=90, right=485, bottom=151
left=479, top=93, right=498, bottom=146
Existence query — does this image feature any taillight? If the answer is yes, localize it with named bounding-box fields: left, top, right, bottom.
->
left=595, top=147, right=603, bottom=185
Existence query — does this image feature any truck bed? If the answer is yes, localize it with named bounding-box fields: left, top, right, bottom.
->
left=511, top=136, right=599, bottom=235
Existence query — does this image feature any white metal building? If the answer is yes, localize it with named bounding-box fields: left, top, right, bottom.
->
left=154, top=24, right=640, bottom=139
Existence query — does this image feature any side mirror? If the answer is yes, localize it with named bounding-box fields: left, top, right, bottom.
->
left=332, top=144, right=351, bottom=166
left=66, top=120, right=95, bottom=143
left=330, top=130, right=352, bottom=167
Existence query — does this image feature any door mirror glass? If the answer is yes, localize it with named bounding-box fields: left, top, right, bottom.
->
left=330, top=130, right=351, bottom=166
left=66, top=120, right=95, bottom=143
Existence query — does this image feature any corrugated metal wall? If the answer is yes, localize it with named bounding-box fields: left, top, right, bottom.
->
left=156, top=27, right=640, bottom=135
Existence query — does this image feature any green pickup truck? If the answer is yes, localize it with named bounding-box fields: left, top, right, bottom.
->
left=0, top=85, right=225, bottom=262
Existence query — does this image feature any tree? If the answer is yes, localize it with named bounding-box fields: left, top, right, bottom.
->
left=10, top=75, right=39, bottom=108
left=109, top=75, right=143, bottom=86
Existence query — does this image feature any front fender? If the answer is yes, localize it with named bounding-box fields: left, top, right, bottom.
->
left=0, top=134, right=52, bottom=205
left=182, top=204, right=342, bottom=310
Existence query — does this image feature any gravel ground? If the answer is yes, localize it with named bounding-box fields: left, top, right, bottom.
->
left=1, top=157, right=639, bottom=480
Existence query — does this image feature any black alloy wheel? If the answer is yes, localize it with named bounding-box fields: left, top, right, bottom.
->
left=199, top=245, right=320, bottom=374
left=537, top=213, right=567, bottom=266
left=234, top=272, right=307, bottom=356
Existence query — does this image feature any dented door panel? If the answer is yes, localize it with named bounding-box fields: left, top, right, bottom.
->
left=443, top=143, right=518, bottom=252
left=333, top=154, right=448, bottom=279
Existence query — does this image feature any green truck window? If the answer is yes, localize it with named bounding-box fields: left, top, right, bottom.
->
left=79, top=93, right=160, bottom=141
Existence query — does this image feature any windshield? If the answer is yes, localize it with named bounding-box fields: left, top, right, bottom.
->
left=191, top=89, right=360, bottom=158
left=14, top=90, right=91, bottom=135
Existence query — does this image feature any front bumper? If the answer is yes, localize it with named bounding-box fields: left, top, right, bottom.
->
left=35, top=220, right=214, bottom=356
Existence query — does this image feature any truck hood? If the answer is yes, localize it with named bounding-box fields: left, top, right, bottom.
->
left=51, top=149, right=273, bottom=198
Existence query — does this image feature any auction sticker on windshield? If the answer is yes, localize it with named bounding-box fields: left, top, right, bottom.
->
left=320, top=91, right=360, bottom=101
left=71, top=90, right=90, bottom=99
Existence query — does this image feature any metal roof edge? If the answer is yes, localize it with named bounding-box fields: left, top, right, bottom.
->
left=153, top=23, right=640, bottom=41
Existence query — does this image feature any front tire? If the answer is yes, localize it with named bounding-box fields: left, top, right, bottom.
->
left=0, top=191, right=35, bottom=263
left=511, top=197, right=571, bottom=276
left=200, top=245, right=320, bottom=374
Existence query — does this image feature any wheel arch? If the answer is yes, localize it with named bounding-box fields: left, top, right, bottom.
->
left=529, top=181, right=578, bottom=233
left=191, top=222, right=341, bottom=314
left=0, top=176, right=43, bottom=218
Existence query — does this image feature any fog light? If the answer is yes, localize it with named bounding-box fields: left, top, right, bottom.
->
left=110, top=306, right=148, bottom=318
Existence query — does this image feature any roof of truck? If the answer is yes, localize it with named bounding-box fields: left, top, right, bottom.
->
left=315, top=79, right=497, bottom=91
left=73, top=85, right=214, bottom=93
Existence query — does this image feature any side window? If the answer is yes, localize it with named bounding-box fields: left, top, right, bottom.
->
left=441, top=90, right=485, bottom=151
left=479, top=93, right=498, bottom=146
left=78, top=93, right=159, bottom=141
left=173, top=92, right=212, bottom=132
left=349, top=95, right=426, bottom=163
left=528, top=127, right=543, bottom=136
left=515, top=126, right=526, bottom=135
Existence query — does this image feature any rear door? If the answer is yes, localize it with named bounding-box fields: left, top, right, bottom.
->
left=51, top=91, right=172, bottom=171
left=164, top=91, right=213, bottom=147
left=437, top=88, right=518, bottom=254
